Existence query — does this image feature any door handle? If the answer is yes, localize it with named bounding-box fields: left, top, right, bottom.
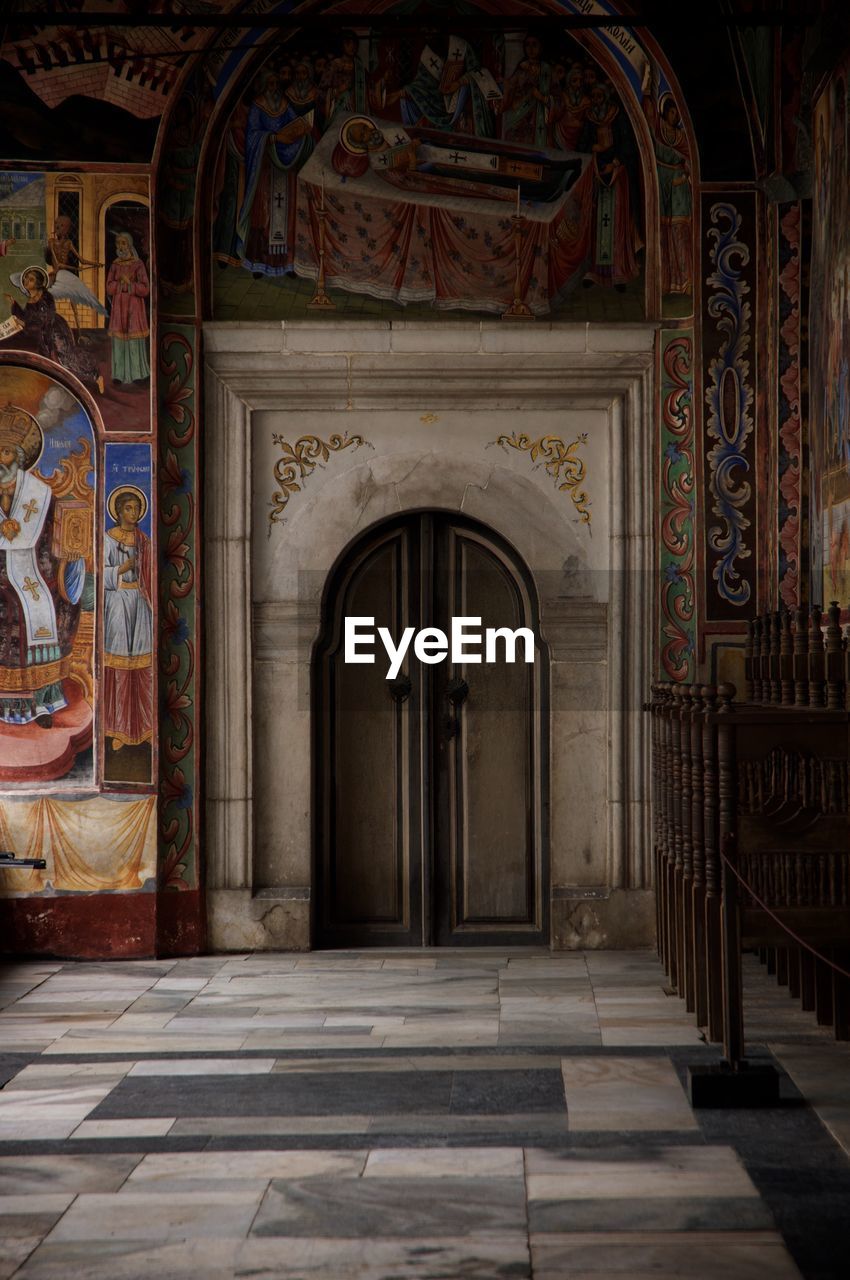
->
left=446, top=677, right=469, bottom=707
left=388, top=674, right=412, bottom=702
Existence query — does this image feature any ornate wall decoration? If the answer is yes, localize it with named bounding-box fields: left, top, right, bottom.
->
left=659, top=331, right=695, bottom=681
left=777, top=202, right=802, bottom=609
left=158, top=327, right=197, bottom=892
left=494, top=432, right=591, bottom=525
left=702, top=196, right=757, bottom=618
left=269, top=432, right=371, bottom=529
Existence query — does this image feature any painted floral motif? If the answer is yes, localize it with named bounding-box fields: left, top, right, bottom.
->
left=158, top=328, right=196, bottom=891
left=704, top=202, right=754, bottom=608
left=659, top=332, right=695, bottom=681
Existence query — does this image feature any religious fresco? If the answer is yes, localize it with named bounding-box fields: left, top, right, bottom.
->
left=0, top=171, right=151, bottom=433
left=813, top=57, right=850, bottom=607
left=0, top=365, right=95, bottom=788
left=210, top=24, right=650, bottom=321
left=103, top=444, right=153, bottom=786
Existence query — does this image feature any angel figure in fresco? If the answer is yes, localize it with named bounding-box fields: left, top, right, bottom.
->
left=3, top=265, right=104, bottom=395
left=103, top=485, right=152, bottom=754
left=642, top=65, right=692, bottom=296
left=106, top=232, right=150, bottom=386
left=45, top=215, right=108, bottom=333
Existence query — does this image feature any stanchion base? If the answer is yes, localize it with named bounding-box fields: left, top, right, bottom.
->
left=500, top=301, right=535, bottom=320
left=687, top=1061, right=781, bottom=1108
left=307, top=292, right=336, bottom=310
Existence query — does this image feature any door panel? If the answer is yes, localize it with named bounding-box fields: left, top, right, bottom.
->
left=435, top=525, right=545, bottom=944
left=315, top=522, right=423, bottom=946
left=314, top=513, right=548, bottom=947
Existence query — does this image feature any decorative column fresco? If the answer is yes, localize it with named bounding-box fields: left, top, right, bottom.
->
left=658, top=331, right=695, bottom=682
left=701, top=194, right=758, bottom=622
left=776, top=202, right=803, bottom=609
left=158, top=326, right=199, bottom=894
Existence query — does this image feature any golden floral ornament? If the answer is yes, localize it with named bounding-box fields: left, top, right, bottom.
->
left=0, top=517, right=20, bottom=542
left=493, top=431, right=592, bottom=526
left=269, top=432, right=373, bottom=530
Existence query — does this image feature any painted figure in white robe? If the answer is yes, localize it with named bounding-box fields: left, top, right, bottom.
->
left=0, top=405, right=84, bottom=726
left=103, top=486, right=152, bottom=751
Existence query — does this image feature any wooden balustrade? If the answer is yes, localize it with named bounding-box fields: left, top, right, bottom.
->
left=650, top=605, right=850, bottom=1059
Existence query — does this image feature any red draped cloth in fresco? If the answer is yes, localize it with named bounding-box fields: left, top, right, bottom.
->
left=293, top=132, right=594, bottom=315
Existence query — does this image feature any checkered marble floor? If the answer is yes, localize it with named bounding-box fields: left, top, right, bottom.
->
left=0, top=949, right=847, bottom=1278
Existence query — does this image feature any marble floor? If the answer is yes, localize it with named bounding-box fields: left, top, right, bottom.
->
left=0, top=948, right=848, bottom=1279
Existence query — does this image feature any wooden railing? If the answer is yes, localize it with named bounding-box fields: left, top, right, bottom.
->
left=649, top=605, right=850, bottom=1063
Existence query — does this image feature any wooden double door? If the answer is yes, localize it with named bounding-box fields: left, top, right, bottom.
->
left=314, top=513, right=548, bottom=947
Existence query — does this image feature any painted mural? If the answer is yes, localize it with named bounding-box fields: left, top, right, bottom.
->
left=211, top=24, right=650, bottom=321
left=701, top=193, right=758, bottom=622
left=0, top=172, right=151, bottom=433
left=0, top=365, right=94, bottom=787
left=103, top=444, right=154, bottom=785
left=814, top=57, right=850, bottom=607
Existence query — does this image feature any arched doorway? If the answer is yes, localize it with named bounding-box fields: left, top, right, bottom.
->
left=313, top=511, right=549, bottom=948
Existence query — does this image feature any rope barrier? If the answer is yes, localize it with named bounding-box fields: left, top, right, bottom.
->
left=720, top=842, right=850, bottom=983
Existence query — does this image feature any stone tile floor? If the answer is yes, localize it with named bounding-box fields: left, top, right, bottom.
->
left=0, top=948, right=847, bottom=1278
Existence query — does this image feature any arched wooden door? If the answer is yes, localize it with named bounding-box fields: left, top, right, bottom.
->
left=314, top=512, right=549, bottom=947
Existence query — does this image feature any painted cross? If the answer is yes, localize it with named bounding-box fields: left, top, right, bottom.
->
left=23, top=576, right=40, bottom=602
left=429, top=56, right=440, bottom=70
left=509, top=162, right=523, bottom=174
left=601, top=212, right=611, bottom=228
left=274, top=192, right=286, bottom=210
left=394, top=133, right=406, bottom=145
left=22, top=499, right=38, bottom=523
left=449, top=152, right=466, bottom=164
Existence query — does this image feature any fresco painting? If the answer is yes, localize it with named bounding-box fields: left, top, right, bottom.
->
left=211, top=25, right=653, bottom=321
left=0, top=364, right=95, bottom=787
left=103, top=443, right=153, bottom=786
left=0, top=172, right=151, bottom=433
left=814, top=57, right=850, bottom=607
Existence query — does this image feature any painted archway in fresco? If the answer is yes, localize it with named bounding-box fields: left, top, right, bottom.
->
left=152, top=0, right=698, bottom=326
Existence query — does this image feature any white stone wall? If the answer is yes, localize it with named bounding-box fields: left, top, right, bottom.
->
left=203, top=321, right=656, bottom=951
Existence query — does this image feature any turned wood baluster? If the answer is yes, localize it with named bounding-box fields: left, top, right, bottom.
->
left=794, top=606, right=810, bottom=707
left=780, top=609, right=794, bottom=707
left=744, top=620, right=755, bottom=703
left=770, top=611, right=782, bottom=704
left=760, top=612, right=773, bottom=703
left=650, top=685, right=663, bottom=959
left=668, top=686, right=684, bottom=992
left=751, top=617, right=763, bottom=703
left=826, top=601, right=844, bottom=710
left=678, top=687, right=695, bottom=1011
left=702, top=685, right=724, bottom=1042
left=660, top=686, right=675, bottom=972
left=717, top=682, right=744, bottom=1066
left=690, top=686, right=708, bottom=1027
left=810, top=606, right=826, bottom=707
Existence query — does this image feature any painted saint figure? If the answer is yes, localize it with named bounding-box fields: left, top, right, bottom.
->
left=0, top=404, right=84, bottom=727
left=579, top=84, right=641, bottom=290
left=235, top=69, right=314, bottom=274
left=103, top=486, right=152, bottom=753
left=106, top=233, right=150, bottom=386
left=502, top=35, right=552, bottom=148
left=319, top=31, right=368, bottom=123
left=642, top=79, right=692, bottom=297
